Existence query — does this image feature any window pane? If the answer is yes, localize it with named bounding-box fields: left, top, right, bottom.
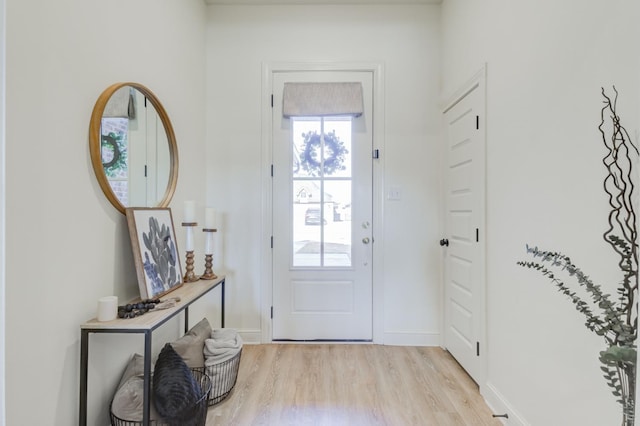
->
left=292, top=118, right=321, bottom=178
left=323, top=118, right=352, bottom=178
left=324, top=180, right=352, bottom=267
left=109, top=180, right=128, bottom=206
left=293, top=180, right=321, bottom=267
left=101, top=118, right=129, bottom=179
left=101, top=117, right=129, bottom=206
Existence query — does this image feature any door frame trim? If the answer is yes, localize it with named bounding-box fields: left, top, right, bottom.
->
left=441, top=64, right=487, bottom=387
left=0, top=0, right=5, bottom=419
left=260, top=61, right=385, bottom=343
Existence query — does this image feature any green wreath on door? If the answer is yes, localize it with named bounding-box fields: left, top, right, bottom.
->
left=101, top=132, right=127, bottom=178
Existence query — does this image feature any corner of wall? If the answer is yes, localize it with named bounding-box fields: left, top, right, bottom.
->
left=482, top=381, right=529, bottom=426
left=238, top=329, right=263, bottom=345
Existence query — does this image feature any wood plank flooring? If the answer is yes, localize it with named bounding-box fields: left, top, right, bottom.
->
left=205, top=344, right=502, bottom=426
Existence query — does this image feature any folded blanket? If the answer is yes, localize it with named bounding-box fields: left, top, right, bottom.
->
left=204, top=329, right=243, bottom=366
left=211, top=328, right=238, bottom=342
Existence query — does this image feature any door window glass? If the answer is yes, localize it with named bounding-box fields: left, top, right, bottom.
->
left=291, top=117, right=352, bottom=267
left=101, top=117, right=129, bottom=205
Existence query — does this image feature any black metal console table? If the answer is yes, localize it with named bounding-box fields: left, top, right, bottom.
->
left=79, top=276, right=225, bottom=426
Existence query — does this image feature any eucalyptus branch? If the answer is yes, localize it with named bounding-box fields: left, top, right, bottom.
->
left=518, top=249, right=622, bottom=346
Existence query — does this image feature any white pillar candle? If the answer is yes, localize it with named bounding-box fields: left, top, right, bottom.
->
left=205, top=207, right=216, bottom=229
left=185, top=226, right=194, bottom=251
left=204, top=232, right=214, bottom=255
left=97, top=296, right=118, bottom=322
left=184, top=200, right=196, bottom=222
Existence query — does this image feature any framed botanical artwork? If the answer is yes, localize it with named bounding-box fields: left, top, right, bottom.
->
left=126, top=207, right=183, bottom=300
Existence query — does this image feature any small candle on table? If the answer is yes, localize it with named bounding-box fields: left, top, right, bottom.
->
left=97, top=296, right=118, bottom=322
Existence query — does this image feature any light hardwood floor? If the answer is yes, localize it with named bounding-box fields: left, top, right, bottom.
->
left=205, top=344, right=502, bottom=426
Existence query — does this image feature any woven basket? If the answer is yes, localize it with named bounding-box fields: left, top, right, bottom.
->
left=196, top=347, right=242, bottom=406
left=110, top=369, right=211, bottom=426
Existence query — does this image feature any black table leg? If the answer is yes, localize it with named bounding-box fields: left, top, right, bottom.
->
left=143, top=330, right=152, bottom=426
left=221, top=279, right=225, bottom=328
left=79, top=329, right=89, bottom=426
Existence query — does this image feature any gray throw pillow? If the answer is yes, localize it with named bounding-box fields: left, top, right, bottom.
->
left=170, top=317, right=212, bottom=368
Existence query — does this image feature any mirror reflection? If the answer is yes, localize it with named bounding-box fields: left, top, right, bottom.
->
left=101, top=88, right=170, bottom=207
left=90, top=83, right=178, bottom=214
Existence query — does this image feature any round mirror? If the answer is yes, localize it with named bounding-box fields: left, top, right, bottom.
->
left=89, top=82, right=178, bottom=214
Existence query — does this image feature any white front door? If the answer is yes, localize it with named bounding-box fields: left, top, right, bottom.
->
left=272, top=71, right=373, bottom=341
left=442, top=74, right=486, bottom=383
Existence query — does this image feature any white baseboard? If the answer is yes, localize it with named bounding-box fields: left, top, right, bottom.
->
left=241, top=330, right=440, bottom=346
left=482, top=381, right=529, bottom=426
left=237, top=329, right=263, bottom=344
left=382, top=331, right=440, bottom=346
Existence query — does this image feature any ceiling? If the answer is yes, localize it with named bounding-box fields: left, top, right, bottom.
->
left=204, top=0, right=441, bottom=5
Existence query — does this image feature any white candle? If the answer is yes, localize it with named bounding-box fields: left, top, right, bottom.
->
left=204, top=232, right=214, bottom=255
left=205, top=207, right=216, bottom=229
left=97, top=296, right=118, bottom=322
left=185, top=226, right=194, bottom=251
left=184, top=200, right=196, bottom=223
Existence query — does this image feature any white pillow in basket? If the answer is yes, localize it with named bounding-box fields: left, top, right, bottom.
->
left=111, top=354, right=162, bottom=422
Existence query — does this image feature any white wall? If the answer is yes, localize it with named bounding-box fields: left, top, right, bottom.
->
left=442, top=0, right=639, bottom=425
left=0, top=0, right=5, bottom=423
left=204, top=4, right=442, bottom=345
left=5, top=1, right=207, bottom=424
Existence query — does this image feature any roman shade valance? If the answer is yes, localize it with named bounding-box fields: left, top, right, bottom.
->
left=282, top=82, right=364, bottom=117
left=103, top=86, right=136, bottom=119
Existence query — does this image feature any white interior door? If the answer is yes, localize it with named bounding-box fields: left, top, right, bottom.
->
left=129, top=94, right=168, bottom=207
left=442, top=75, right=486, bottom=384
left=272, top=70, right=373, bottom=341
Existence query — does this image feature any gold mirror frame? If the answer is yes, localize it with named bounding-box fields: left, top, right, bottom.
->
left=89, top=82, right=179, bottom=214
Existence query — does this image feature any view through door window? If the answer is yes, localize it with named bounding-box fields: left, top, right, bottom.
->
left=291, top=116, right=352, bottom=267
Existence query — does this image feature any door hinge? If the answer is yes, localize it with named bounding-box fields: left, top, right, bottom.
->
left=271, top=94, right=274, bottom=108
left=270, top=306, right=273, bottom=319
left=271, top=164, right=274, bottom=177
left=270, top=236, right=273, bottom=248
left=476, top=341, right=480, bottom=356
left=372, top=149, right=379, bottom=159
left=144, top=165, right=147, bottom=177
left=476, top=228, right=479, bottom=242
left=144, top=97, right=148, bottom=108
left=476, top=115, right=480, bottom=130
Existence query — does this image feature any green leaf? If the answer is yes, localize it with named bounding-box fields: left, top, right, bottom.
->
left=600, top=346, right=637, bottom=364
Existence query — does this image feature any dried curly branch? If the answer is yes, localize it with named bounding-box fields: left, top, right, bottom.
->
left=519, top=88, right=638, bottom=425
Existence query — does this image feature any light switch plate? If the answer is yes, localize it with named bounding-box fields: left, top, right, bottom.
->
left=387, top=186, right=402, bottom=201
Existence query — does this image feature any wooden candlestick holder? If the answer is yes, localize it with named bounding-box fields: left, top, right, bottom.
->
left=183, top=250, right=200, bottom=283
left=201, top=228, right=218, bottom=280
left=182, top=222, right=200, bottom=283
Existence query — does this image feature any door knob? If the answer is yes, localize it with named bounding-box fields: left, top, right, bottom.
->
left=439, top=238, right=449, bottom=247
left=362, top=237, right=370, bottom=244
